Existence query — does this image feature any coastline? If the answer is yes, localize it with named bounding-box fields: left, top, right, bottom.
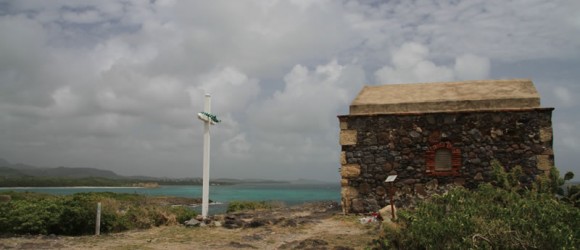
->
left=0, top=186, right=146, bottom=189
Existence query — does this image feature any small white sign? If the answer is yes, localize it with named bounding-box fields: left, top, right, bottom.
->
left=385, top=175, right=397, bottom=183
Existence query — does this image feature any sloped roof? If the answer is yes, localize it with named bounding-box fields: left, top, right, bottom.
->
left=350, top=79, right=541, bottom=115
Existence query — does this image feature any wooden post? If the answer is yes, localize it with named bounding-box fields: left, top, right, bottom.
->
left=389, top=183, right=395, bottom=220
left=384, top=175, right=397, bottom=221
left=95, top=202, right=101, bottom=236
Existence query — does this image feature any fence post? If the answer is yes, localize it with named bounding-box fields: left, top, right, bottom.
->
left=95, top=202, right=101, bottom=236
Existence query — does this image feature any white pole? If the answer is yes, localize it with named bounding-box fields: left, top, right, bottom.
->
left=202, top=93, right=211, bottom=218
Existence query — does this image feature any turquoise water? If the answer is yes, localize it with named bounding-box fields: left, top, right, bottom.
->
left=0, top=183, right=340, bottom=214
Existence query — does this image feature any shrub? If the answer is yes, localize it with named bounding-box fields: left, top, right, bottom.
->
left=0, top=192, right=197, bottom=236
left=0, top=198, right=64, bottom=235
left=385, top=185, right=579, bottom=249
left=375, top=164, right=580, bottom=249
left=170, top=206, right=198, bottom=224
left=226, top=200, right=283, bottom=213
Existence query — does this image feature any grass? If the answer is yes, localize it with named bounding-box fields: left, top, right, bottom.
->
left=226, top=200, right=285, bottom=213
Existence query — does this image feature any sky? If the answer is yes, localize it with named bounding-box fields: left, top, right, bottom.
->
left=0, top=0, right=579, bottom=182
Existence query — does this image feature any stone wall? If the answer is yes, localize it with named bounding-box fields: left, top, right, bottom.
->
left=338, top=108, right=554, bottom=214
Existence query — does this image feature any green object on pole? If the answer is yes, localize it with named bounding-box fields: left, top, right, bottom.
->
left=200, top=112, right=221, bottom=123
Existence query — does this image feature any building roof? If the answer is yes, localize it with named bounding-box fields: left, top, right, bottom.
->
left=349, top=79, right=541, bottom=115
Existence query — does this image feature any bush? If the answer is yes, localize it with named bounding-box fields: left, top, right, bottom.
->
left=0, top=198, right=64, bottom=235
left=0, top=192, right=197, bottom=235
left=226, top=200, right=283, bottom=213
left=383, top=185, right=579, bottom=249
left=375, top=164, right=580, bottom=249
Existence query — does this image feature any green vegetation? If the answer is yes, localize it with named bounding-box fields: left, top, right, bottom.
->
left=0, top=192, right=196, bottom=235
left=0, top=176, right=152, bottom=187
left=226, top=200, right=285, bottom=213
left=373, top=163, right=580, bottom=249
left=0, top=176, right=271, bottom=187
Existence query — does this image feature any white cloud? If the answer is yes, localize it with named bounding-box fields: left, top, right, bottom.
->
left=250, top=60, right=364, bottom=134
left=556, top=122, right=580, bottom=151
left=374, top=42, right=489, bottom=84
left=221, top=133, right=251, bottom=158
left=193, top=67, right=261, bottom=114
left=0, top=0, right=579, bottom=180
left=239, top=60, right=364, bottom=180
left=454, top=54, right=490, bottom=81
left=553, top=86, right=574, bottom=106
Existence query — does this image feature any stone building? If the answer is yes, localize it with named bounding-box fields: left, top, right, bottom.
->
left=338, top=79, right=554, bottom=213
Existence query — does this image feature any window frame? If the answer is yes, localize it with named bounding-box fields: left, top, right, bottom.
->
left=425, top=142, right=461, bottom=176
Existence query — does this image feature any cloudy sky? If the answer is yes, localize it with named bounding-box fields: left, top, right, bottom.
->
left=1, top=0, right=579, bottom=182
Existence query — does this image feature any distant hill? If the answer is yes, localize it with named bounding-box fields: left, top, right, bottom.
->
left=0, top=166, right=28, bottom=177
left=0, top=158, right=332, bottom=185
left=213, top=178, right=289, bottom=184
left=289, top=178, right=335, bottom=185
left=0, top=158, right=120, bottom=179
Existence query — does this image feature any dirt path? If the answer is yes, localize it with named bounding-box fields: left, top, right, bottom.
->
left=0, top=203, right=380, bottom=249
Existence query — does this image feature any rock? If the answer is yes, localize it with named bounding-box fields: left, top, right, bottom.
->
left=243, top=234, right=264, bottom=241
left=333, top=246, right=355, bottom=250
left=279, top=239, right=329, bottom=250
left=228, top=241, right=257, bottom=249
left=383, top=163, right=393, bottom=172
left=409, top=131, right=420, bottom=138
left=341, top=164, right=361, bottom=178
left=379, top=205, right=397, bottom=221
left=224, top=216, right=245, bottom=229
left=281, top=218, right=298, bottom=227
left=359, top=183, right=371, bottom=194
left=184, top=218, right=201, bottom=227
left=376, top=186, right=386, bottom=197
left=352, top=199, right=365, bottom=213
left=454, top=178, right=466, bottom=186
left=414, top=184, right=426, bottom=196
left=425, top=179, right=438, bottom=190
left=213, top=221, right=222, bottom=227
left=247, top=218, right=268, bottom=228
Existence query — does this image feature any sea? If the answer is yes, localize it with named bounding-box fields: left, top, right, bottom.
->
left=0, top=183, right=341, bottom=215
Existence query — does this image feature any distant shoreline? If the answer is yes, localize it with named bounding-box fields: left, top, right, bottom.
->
left=0, top=186, right=146, bottom=189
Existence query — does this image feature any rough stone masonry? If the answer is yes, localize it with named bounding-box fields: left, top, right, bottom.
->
left=338, top=79, right=554, bottom=214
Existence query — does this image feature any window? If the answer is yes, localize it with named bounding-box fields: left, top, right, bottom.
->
left=426, top=142, right=461, bottom=176
left=435, top=149, right=452, bottom=170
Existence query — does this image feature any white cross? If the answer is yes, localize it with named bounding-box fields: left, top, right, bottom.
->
left=197, top=93, right=220, bottom=218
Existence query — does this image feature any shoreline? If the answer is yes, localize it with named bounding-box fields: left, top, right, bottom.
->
left=0, top=186, right=146, bottom=189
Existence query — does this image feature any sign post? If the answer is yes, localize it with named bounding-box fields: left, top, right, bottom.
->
left=385, top=175, right=397, bottom=220
left=197, top=94, right=220, bottom=218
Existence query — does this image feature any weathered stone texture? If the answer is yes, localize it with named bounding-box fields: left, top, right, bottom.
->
left=341, top=164, right=361, bottom=178
left=540, top=127, right=552, bottom=142
left=339, top=121, right=348, bottom=130
left=341, top=186, right=358, bottom=214
left=339, top=108, right=553, bottom=213
left=339, top=130, right=357, bottom=145
left=536, top=155, right=553, bottom=171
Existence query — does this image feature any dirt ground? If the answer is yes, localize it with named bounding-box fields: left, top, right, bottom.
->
left=0, top=202, right=382, bottom=250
